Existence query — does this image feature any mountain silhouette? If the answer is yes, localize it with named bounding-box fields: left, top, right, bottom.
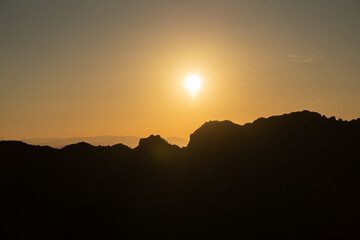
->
left=0, top=110, right=359, bottom=239
left=136, top=134, right=180, bottom=150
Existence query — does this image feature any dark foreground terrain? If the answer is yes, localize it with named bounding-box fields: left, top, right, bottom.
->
left=1, top=110, right=359, bottom=239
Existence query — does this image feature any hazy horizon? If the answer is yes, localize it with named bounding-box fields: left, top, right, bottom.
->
left=18, top=135, right=189, bottom=148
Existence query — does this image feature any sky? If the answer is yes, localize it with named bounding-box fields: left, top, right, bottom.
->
left=1, top=0, right=360, bottom=140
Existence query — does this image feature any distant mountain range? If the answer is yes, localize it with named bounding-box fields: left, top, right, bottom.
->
left=1, top=110, right=359, bottom=239
left=19, top=135, right=188, bottom=148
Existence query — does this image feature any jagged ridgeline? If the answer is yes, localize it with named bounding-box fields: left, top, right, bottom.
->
left=1, top=110, right=359, bottom=239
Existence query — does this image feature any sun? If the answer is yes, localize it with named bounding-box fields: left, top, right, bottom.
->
left=184, top=74, right=202, bottom=95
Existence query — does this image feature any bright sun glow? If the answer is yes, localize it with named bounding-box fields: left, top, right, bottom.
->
left=184, top=74, right=202, bottom=95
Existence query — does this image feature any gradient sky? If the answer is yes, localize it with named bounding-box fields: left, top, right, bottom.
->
left=1, top=0, right=359, bottom=140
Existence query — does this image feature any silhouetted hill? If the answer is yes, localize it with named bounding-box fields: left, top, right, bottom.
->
left=0, top=110, right=359, bottom=239
left=62, top=141, right=95, bottom=151
left=135, top=135, right=181, bottom=159
left=137, top=134, right=178, bottom=150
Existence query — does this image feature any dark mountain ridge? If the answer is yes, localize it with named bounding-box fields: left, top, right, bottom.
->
left=0, top=110, right=359, bottom=239
left=3, top=110, right=357, bottom=152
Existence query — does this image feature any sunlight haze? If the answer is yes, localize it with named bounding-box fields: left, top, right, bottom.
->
left=1, top=0, right=359, bottom=140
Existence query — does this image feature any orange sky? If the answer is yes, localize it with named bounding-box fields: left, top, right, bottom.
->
left=1, top=0, right=359, bottom=140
